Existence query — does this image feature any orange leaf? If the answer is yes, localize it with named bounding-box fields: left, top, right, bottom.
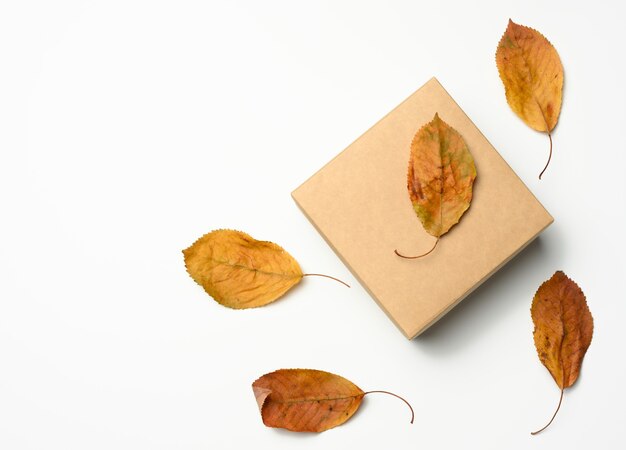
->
left=252, top=369, right=413, bottom=432
left=183, top=230, right=348, bottom=309
left=530, top=271, right=593, bottom=434
left=496, top=19, right=564, bottom=178
left=396, top=113, right=476, bottom=258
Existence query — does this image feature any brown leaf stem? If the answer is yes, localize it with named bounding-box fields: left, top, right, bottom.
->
left=538, top=131, right=553, bottom=180
left=364, top=390, right=415, bottom=424
left=531, top=388, right=563, bottom=435
left=303, top=273, right=350, bottom=288
left=394, top=238, right=439, bottom=259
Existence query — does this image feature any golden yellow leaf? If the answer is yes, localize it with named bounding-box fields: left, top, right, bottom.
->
left=183, top=229, right=302, bottom=309
left=530, top=271, right=593, bottom=434
left=496, top=19, right=564, bottom=178
left=396, top=113, right=476, bottom=258
left=183, top=229, right=348, bottom=309
left=252, top=369, right=413, bottom=432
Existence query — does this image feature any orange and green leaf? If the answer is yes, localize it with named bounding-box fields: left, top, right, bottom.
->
left=396, top=113, right=476, bottom=258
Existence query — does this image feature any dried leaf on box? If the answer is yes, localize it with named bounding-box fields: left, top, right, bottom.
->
left=396, top=113, right=476, bottom=258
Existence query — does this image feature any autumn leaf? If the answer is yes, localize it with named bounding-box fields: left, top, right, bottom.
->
left=395, top=113, right=476, bottom=259
left=531, top=271, right=593, bottom=434
left=252, top=369, right=414, bottom=432
left=496, top=19, right=564, bottom=179
left=183, top=229, right=348, bottom=309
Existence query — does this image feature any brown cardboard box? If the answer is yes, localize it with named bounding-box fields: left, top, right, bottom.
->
left=292, top=77, right=553, bottom=339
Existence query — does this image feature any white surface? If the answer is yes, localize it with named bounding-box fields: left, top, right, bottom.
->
left=1, top=1, right=625, bottom=448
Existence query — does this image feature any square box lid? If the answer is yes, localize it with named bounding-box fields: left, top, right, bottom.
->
left=292, top=77, right=553, bottom=339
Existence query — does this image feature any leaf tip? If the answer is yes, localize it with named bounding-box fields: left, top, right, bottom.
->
left=507, top=18, right=518, bottom=30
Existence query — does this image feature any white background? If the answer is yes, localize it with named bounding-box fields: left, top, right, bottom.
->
left=1, top=1, right=625, bottom=448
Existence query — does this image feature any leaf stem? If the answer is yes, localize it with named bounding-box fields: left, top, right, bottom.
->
left=538, top=131, right=553, bottom=180
left=364, top=390, right=415, bottom=424
left=394, top=238, right=439, bottom=259
left=531, top=388, right=563, bottom=435
left=303, top=273, right=350, bottom=288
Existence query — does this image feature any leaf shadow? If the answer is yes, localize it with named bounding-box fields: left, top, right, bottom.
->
left=412, top=237, right=548, bottom=354
left=269, top=427, right=320, bottom=439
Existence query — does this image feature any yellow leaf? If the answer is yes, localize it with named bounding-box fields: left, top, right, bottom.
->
left=183, top=229, right=303, bottom=309
left=183, top=229, right=348, bottom=309
left=496, top=19, right=564, bottom=178
left=530, top=271, right=593, bottom=434
left=396, top=113, right=476, bottom=258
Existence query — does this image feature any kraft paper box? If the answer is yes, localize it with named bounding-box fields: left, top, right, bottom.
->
left=291, top=77, right=553, bottom=339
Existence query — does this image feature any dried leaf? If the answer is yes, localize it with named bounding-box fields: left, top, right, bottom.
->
left=183, top=229, right=348, bottom=309
left=531, top=271, right=593, bottom=434
left=496, top=19, right=564, bottom=178
left=396, top=113, right=476, bottom=258
left=252, top=369, right=413, bottom=432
